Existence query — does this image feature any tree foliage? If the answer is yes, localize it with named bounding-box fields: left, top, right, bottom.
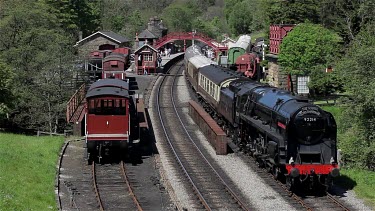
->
left=162, top=2, right=200, bottom=32
left=264, top=0, right=320, bottom=24
left=0, top=0, right=75, bottom=132
left=224, top=0, right=268, bottom=36
left=0, top=59, right=14, bottom=118
left=319, top=0, right=375, bottom=44
left=44, top=0, right=101, bottom=38
left=335, top=22, right=375, bottom=169
left=278, top=23, right=340, bottom=75
left=308, top=66, right=344, bottom=97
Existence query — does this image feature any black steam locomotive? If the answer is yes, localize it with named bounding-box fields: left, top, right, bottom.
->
left=185, top=45, right=340, bottom=191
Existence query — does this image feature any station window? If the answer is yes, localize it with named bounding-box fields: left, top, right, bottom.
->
left=143, top=54, right=153, bottom=61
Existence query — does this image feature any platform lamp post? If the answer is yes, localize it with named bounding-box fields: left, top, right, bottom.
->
left=192, top=29, right=196, bottom=46
left=262, top=43, right=268, bottom=73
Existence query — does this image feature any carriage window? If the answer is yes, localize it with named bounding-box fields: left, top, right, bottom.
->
left=88, top=98, right=126, bottom=115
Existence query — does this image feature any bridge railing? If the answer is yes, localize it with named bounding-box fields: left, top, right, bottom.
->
left=66, top=83, right=86, bottom=123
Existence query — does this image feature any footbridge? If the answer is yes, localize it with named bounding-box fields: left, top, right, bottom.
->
left=153, top=32, right=227, bottom=52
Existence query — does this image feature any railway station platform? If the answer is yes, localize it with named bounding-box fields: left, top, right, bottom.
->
left=126, top=52, right=184, bottom=75
left=160, top=52, right=184, bottom=67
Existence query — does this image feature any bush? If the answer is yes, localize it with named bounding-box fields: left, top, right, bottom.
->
left=308, top=67, right=344, bottom=97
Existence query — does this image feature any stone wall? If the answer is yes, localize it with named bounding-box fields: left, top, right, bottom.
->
left=266, top=61, right=297, bottom=92
left=77, top=35, right=120, bottom=59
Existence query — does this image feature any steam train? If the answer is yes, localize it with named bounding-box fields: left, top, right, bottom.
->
left=185, top=45, right=340, bottom=191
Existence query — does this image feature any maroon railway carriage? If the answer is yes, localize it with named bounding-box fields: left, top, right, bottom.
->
left=102, top=53, right=128, bottom=80
left=85, top=78, right=134, bottom=163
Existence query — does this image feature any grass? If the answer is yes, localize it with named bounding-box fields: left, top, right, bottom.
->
left=320, top=105, right=342, bottom=119
left=0, top=133, right=65, bottom=211
left=335, top=168, right=375, bottom=208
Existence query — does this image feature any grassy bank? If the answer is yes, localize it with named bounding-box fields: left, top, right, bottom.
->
left=0, top=133, right=64, bottom=210
left=321, top=105, right=375, bottom=208
left=336, top=168, right=375, bottom=207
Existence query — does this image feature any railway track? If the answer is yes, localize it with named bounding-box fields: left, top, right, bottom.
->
left=57, top=140, right=143, bottom=211
left=91, top=161, right=142, bottom=211
left=155, top=61, right=250, bottom=210
left=237, top=152, right=352, bottom=211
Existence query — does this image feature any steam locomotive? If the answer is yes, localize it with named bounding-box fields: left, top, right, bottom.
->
left=185, top=45, right=340, bottom=191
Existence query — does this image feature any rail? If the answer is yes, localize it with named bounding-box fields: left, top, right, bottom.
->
left=326, top=193, right=351, bottom=211
left=120, top=161, right=143, bottom=211
left=91, top=162, right=105, bottom=211
left=156, top=63, right=211, bottom=210
left=156, top=62, right=248, bottom=210
left=66, top=83, right=86, bottom=123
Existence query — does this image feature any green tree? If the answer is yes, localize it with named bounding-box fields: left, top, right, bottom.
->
left=278, top=23, right=340, bottom=75
left=308, top=66, right=344, bottom=97
left=162, top=2, right=199, bottom=32
left=0, top=59, right=14, bottom=118
left=121, top=10, right=146, bottom=40
left=227, top=1, right=254, bottom=35
left=319, top=0, right=375, bottom=44
left=44, top=0, right=101, bottom=38
left=264, top=0, right=320, bottom=24
left=335, top=22, right=375, bottom=168
left=224, top=0, right=242, bottom=21
left=0, top=1, right=75, bottom=132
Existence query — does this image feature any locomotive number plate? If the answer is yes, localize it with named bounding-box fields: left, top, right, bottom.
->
left=304, top=117, right=317, bottom=122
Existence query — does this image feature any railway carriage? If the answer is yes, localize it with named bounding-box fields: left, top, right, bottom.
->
left=85, top=78, right=137, bottom=163
left=235, top=53, right=260, bottom=79
left=197, top=65, right=238, bottom=113
left=102, top=53, right=127, bottom=79
left=185, top=46, right=217, bottom=91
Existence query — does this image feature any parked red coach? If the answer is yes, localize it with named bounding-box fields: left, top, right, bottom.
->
left=85, top=78, right=137, bottom=163
left=102, top=53, right=128, bottom=79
